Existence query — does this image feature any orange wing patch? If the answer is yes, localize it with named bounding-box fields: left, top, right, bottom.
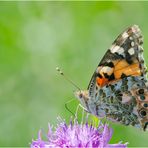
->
left=114, top=60, right=141, bottom=79
left=96, top=59, right=141, bottom=87
left=96, top=77, right=108, bottom=87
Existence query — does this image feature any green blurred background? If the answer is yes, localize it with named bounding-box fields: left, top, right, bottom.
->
left=0, top=1, right=148, bottom=147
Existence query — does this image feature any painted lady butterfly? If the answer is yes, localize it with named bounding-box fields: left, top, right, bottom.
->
left=75, top=25, right=148, bottom=131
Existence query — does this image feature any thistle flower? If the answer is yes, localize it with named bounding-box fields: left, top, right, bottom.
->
left=31, top=118, right=127, bottom=148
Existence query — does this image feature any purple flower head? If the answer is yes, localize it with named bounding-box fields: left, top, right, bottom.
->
left=31, top=118, right=128, bottom=148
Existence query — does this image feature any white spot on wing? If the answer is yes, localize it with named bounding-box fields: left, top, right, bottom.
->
left=122, top=32, right=129, bottom=39
left=96, top=66, right=102, bottom=73
left=100, top=66, right=113, bottom=75
left=110, top=45, right=124, bottom=54
left=131, top=41, right=134, bottom=47
left=128, top=48, right=135, bottom=55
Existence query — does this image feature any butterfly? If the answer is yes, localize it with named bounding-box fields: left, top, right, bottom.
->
left=75, top=25, right=148, bottom=131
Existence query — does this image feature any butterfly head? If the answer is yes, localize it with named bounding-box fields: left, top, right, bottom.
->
left=74, top=90, right=89, bottom=111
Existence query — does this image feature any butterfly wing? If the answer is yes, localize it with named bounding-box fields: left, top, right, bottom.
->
left=88, top=25, right=146, bottom=95
left=87, top=25, right=148, bottom=130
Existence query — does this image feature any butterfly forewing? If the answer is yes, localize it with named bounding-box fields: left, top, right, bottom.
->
left=88, top=25, right=146, bottom=91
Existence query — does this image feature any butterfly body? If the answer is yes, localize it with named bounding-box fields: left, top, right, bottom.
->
left=75, top=25, right=148, bottom=131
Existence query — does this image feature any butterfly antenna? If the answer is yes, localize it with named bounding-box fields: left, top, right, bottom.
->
left=56, top=67, right=81, bottom=91
left=65, top=99, right=76, bottom=117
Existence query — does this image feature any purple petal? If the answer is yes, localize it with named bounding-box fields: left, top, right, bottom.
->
left=106, top=143, right=128, bottom=148
left=30, top=118, right=128, bottom=148
left=31, top=130, right=53, bottom=148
